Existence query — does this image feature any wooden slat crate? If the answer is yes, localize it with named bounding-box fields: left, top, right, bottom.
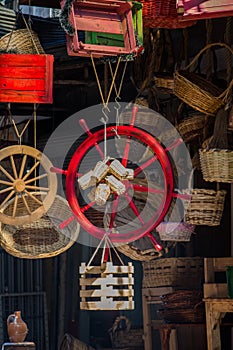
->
left=0, top=54, right=54, bottom=103
left=63, top=0, right=137, bottom=57
left=79, top=262, right=134, bottom=310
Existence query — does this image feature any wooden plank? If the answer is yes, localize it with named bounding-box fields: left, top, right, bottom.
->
left=79, top=262, right=134, bottom=274
left=214, top=257, right=233, bottom=271
left=204, top=283, right=228, bottom=298
left=74, top=17, right=123, bottom=34
left=0, top=78, right=45, bottom=91
left=80, top=288, right=134, bottom=297
left=0, top=67, right=46, bottom=78
left=0, top=54, right=52, bottom=67
left=80, top=276, right=134, bottom=285
left=80, top=299, right=134, bottom=310
left=204, top=258, right=215, bottom=283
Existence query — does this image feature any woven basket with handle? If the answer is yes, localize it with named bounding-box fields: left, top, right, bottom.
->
left=0, top=193, right=80, bottom=259
left=0, top=28, right=44, bottom=54
left=174, top=43, right=233, bottom=116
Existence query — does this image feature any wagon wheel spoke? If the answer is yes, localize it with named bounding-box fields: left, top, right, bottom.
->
left=0, top=190, right=15, bottom=209
left=0, top=186, right=14, bottom=195
left=108, top=196, right=119, bottom=230
left=21, top=194, right=31, bottom=214
left=19, top=154, right=27, bottom=179
left=10, top=155, right=18, bottom=179
left=132, top=183, right=164, bottom=195
left=12, top=195, right=19, bottom=217
left=24, top=190, right=43, bottom=206
left=0, top=164, right=15, bottom=182
left=22, top=160, right=40, bottom=181
left=0, top=179, right=14, bottom=186
left=25, top=185, right=49, bottom=191
left=24, top=173, right=48, bottom=184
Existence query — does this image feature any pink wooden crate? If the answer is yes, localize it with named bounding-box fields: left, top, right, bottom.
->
left=62, top=0, right=137, bottom=57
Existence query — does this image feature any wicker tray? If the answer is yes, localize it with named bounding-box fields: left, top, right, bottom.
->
left=0, top=194, right=80, bottom=259
left=199, top=148, right=233, bottom=183
left=156, top=222, right=195, bottom=242
left=0, top=28, right=44, bottom=54
left=174, top=43, right=233, bottom=116
left=183, top=189, right=226, bottom=226
left=142, top=257, right=204, bottom=289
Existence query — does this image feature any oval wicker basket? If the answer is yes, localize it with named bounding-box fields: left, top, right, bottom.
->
left=183, top=188, right=226, bottom=226
left=0, top=194, right=80, bottom=259
left=156, top=222, right=195, bottom=242
left=177, top=113, right=213, bottom=143
left=0, top=28, right=45, bottom=54
left=174, top=43, right=233, bottom=116
left=199, top=148, right=233, bottom=183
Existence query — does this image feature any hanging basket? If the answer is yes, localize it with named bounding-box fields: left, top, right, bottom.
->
left=0, top=194, right=80, bottom=259
left=156, top=222, right=195, bottom=242
left=109, top=316, right=144, bottom=349
left=199, top=148, right=233, bottom=183
left=0, top=28, right=44, bottom=54
left=174, top=43, right=233, bottom=116
left=177, top=113, right=213, bottom=143
left=138, top=0, right=196, bottom=28
left=183, top=189, right=226, bottom=226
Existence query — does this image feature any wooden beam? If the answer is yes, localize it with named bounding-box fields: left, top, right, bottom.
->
left=19, top=0, right=60, bottom=8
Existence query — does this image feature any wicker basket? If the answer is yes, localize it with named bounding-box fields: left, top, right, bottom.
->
left=0, top=194, right=80, bottom=259
left=199, top=149, right=233, bottom=183
left=177, top=113, right=213, bottom=143
left=154, top=75, right=174, bottom=91
left=0, top=28, right=45, bottom=54
left=174, top=43, right=233, bottom=116
left=138, top=0, right=196, bottom=28
left=109, top=316, right=144, bottom=349
left=156, top=222, right=195, bottom=242
left=160, top=290, right=203, bottom=309
left=159, top=305, right=205, bottom=324
left=142, top=257, right=204, bottom=289
left=183, top=188, right=226, bottom=226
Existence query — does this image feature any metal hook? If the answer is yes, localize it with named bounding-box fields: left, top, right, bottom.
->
left=114, top=96, right=121, bottom=111
left=100, top=106, right=109, bottom=125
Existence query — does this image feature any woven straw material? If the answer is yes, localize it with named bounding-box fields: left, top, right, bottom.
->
left=160, top=290, right=203, bottom=309
left=0, top=29, right=45, bottom=54
left=183, top=189, right=226, bottom=226
left=174, top=43, right=233, bottom=116
left=154, top=75, right=174, bottom=91
left=159, top=305, right=205, bottom=324
left=142, top=257, right=204, bottom=289
left=156, top=222, right=195, bottom=242
left=199, top=149, right=233, bottom=183
left=139, top=0, right=196, bottom=28
left=177, top=113, right=213, bottom=143
left=0, top=194, right=80, bottom=259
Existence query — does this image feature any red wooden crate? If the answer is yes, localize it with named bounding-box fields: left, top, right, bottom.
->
left=179, top=0, right=233, bottom=20
left=0, top=54, right=54, bottom=104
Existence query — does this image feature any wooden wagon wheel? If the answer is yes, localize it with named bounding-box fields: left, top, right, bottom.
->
left=0, top=145, right=57, bottom=225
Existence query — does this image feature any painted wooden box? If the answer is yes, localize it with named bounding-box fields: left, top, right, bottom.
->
left=63, top=0, right=137, bottom=57
left=0, top=54, right=54, bottom=104
left=178, top=0, right=233, bottom=20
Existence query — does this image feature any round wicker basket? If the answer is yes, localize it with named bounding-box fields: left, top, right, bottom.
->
left=0, top=28, right=45, bottom=54
left=0, top=194, right=80, bottom=259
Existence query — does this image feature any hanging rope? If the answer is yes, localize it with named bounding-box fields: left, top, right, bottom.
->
left=205, top=19, right=213, bottom=80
